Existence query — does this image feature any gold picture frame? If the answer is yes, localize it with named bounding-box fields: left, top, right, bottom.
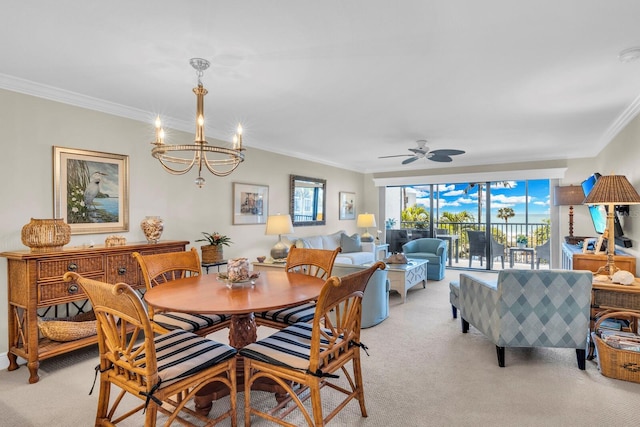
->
left=53, top=146, right=129, bottom=235
left=233, top=182, right=269, bottom=225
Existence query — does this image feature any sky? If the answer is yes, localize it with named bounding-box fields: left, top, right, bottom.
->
left=411, top=179, right=551, bottom=221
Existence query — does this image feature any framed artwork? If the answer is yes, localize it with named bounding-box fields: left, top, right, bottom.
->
left=339, top=191, right=356, bottom=220
left=53, top=146, right=129, bottom=235
left=233, top=182, right=269, bottom=224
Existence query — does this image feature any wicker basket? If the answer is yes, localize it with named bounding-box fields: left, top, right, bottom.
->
left=37, top=311, right=97, bottom=342
left=21, top=218, right=71, bottom=253
left=593, top=311, right=640, bottom=383
left=201, top=245, right=223, bottom=263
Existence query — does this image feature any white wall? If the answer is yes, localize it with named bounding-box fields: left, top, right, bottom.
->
left=0, top=89, right=365, bottom=358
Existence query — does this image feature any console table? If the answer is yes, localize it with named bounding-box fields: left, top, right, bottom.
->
left=0, top=240, right=188, bottom=384
left=561, top=242, right=636, bottom=274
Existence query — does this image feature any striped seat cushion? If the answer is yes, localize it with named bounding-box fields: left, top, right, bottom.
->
left=153, top=312, right=228, bottom=332
left=137, top=329, right=237, bottom=389
left=256, top=302, right=316, bottom=325
left=239, top=322, right=341, bottom=371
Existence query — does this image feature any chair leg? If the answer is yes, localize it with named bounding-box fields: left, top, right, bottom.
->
left=576, top=348, right=586, bottom=370
left=496, top=346, right=505, bottom=367
left=461, top=318, right=469, bottom=333
left=451, top=305, right=457, bottom=319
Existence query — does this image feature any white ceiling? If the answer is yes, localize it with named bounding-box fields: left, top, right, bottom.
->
left=3, top=1, right=640, bottom=174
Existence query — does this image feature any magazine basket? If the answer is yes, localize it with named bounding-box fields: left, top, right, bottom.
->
left=593, top=311, right=640, bottom=383
left=37, top=310, right=97, bottom=342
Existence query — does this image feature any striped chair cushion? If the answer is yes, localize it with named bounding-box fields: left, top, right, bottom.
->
left=256, top=302, right=316, bottom=325
left=137, top=329, right=237, bottom=388
left=239, top=322, right=340, bottom=371
left=153, top=312, right=228, bottom=332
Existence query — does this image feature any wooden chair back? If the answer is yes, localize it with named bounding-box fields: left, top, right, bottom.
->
left=309, top=261, right=385, bottom=377
left=133, top=248, right=202, bottom=289
left=285, top=246, right=341, bottom=279
left=63, top=272, right=161, bottom=402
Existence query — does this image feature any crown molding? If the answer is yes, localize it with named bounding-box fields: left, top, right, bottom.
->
left=600, top=91, right=640, bottom=145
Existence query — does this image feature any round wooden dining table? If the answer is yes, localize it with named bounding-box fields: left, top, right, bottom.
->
left=144, top=269, right=325, bottom=412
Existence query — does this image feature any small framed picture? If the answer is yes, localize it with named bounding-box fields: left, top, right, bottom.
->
left=339, top=191, right=356, bottom=220
left=53, top=146, right=129, bottom=235
left=233, top=182, right=269, bottom=224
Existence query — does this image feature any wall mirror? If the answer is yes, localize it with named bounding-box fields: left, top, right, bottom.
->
left=290, top=175, right=326, bottom=226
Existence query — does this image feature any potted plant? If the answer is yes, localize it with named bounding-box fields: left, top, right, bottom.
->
left=516, top=235, right=528, bottom=248
left=196, top=232, right=232, bottom=263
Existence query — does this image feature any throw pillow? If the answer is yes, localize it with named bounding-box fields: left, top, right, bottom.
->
left=295, top=239, right=310, bottom=248
left=340, top=233, right=362, bottom=253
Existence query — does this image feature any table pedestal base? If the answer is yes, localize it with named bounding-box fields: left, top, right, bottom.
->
left=194, top=312, right=287, bottom=415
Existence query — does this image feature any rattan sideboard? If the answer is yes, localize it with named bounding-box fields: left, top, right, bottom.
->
left=0, top=240, right=188, bottom=384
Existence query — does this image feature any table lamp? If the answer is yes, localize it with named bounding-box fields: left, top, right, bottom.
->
left=265, top=214, right=294, bottom=260
left=554, top=185, right=585, bottom=242
left=583, top=174, right=640, bottom=277
left=357, top=213, right=377, bottom=242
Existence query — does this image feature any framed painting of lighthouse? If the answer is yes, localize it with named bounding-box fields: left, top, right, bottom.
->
left=53, top=146, right=129, bottom=235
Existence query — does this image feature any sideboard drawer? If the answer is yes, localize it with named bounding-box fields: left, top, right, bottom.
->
left=38, top=273, right=106, bottom=305
left=37, top=255, right=104, bottom=280
left=105, top=253, right=140, bottom=286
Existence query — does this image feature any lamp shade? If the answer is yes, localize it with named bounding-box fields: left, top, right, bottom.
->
left=265, top=214, right=294, bottom=235
left=583, top=175, right=640, bottom=205
left=356, top=213, right=377, bottom=228
left=554, top=185, right=585, bottom=206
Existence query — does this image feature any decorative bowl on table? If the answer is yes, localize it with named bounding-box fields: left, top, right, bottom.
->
left=217, top=271, right=260, bottom=287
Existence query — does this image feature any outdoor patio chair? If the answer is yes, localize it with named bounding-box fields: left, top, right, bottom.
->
left=63, top=271, right=237, bottom=427
left=240, top=262, right=385, bottom=426
left=466, top=230, right=505, bottom=269
left=256, top=247, right=341, bottom=329
left=133, top=248, right=230, bottom=336
left=535, top=240, right=550, bottom=269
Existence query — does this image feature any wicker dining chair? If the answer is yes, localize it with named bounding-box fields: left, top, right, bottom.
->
left=255, top=247, right=341, bottom=329
left=133, top=248, right=231, bottom=335
left=63, top=271, right=237, bottom=427
left=240, top=261, right=385, bottom=426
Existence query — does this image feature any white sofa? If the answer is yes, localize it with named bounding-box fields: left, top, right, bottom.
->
left=287, top=230, right=376, bottom=265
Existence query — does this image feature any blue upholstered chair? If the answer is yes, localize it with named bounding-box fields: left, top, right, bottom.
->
left=459, top=269, right=593, bottom=369
left=332, top=264, right=389, bottom=328
left=401, top=238, right=447, bottom=280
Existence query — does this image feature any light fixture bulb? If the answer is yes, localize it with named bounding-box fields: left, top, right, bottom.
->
left=195, top=176, right=205, bottom=188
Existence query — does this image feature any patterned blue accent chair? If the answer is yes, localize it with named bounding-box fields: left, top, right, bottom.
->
left=402, top=238, right=447, bottom=280
left=459, top=269, right=593, bottom=369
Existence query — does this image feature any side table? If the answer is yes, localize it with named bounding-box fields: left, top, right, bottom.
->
left=509, top=247, right=535, bottom=269
left=382, top=258, right=428, bottom=304
left=375, top=243, right=389, bottom=261
left=587, top=275, right=640, bottom=360
left=201, top=260, right=227, bottom=274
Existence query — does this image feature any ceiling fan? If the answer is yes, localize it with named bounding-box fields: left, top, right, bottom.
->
left=379, top=140, right=466, bottom=165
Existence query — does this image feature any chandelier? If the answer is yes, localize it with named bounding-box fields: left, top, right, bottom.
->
left=151, top=58, right=245, bottom=187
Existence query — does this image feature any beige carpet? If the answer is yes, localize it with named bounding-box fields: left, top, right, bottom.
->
left=1, top=268, right=639, bottom=426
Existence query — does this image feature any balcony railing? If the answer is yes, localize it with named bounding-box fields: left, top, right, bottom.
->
left=395, top=220, right=550, bottom=252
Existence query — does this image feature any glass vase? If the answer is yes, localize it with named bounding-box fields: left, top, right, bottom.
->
left=140, top=216, right=164, bottom=243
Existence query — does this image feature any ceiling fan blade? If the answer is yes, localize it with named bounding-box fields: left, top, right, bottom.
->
left=430, top=149, right=465, bottom=156
left=402, top=156, right=419, bottom=165
left=428, top=155, right=453, bottom=162
left=378, top=154, right=413, bottom=159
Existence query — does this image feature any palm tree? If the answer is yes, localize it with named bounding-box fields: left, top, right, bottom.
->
left=497, top=207, right=515, bottom=224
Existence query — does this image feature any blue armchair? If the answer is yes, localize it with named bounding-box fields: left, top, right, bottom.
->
left=401, top=238, right=447, bottom=280
left=332, top=264, right=389, bottom=328
left=459, top=269, right=593, bottom=369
